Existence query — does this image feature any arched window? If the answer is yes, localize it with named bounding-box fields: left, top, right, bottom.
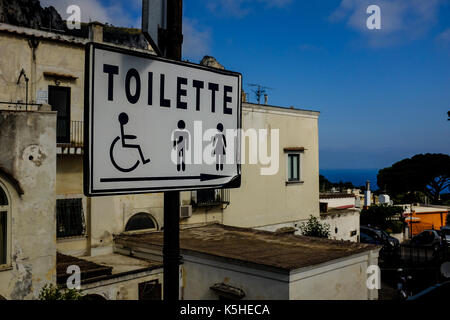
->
left=125, top=212, right=157, bottom=232
left=0, top=184, right=10, bottom=265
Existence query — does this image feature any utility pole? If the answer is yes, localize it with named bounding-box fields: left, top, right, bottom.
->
left=162, top=0, right=183, bottom=302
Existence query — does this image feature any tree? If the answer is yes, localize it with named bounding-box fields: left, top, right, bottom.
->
left=377, top=153, right=450, bottom=204
left=360, top=204, right=404, bottom=232
left=319, top=175, right=332, bottom=191
left=319, top=175, right=355, bottom=192
left=298, top=215, right=330, bottom=238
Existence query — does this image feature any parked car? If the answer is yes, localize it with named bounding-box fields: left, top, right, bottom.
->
left=409, top=230, right=442, bottom=250
left=360, top=226, right=400, bottom=247
left=360, top=226, right=400, bottom=257
left=440, top=226, right=450, bottom=245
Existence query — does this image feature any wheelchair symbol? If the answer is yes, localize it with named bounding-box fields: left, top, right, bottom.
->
left=110, top=113, right=150, bottom=173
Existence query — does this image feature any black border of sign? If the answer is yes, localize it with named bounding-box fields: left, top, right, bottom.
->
left=83, top=42, right=242, bottom=197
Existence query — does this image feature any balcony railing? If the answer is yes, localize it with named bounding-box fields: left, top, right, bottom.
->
left=70, top=121, right=84, bottom=147
left=191, top=189, right=230, bottom=207
left=57, top=121, right=83, bottom=147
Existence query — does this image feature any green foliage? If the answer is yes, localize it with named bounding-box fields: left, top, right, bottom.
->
left=393, top=191, right=427, bottom=205
left=320, top=175, right=355, bottom=192
left=38, top=284, right=84, bottom=300
left=299, top=215, right=331, bottom=238
left=377, top=153, right=450, bottom=204
left=360, top=204, right=404, bottom=231
left=385, top=220, right=404, bottom=234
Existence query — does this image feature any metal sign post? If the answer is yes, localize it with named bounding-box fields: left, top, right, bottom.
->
left=163, top=0, right=181, bottom=302
left=142, top=0, right=167, bottom=56
left=84, top=0, right=242, bottom=301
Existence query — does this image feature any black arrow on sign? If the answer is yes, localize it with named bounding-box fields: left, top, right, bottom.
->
left=100, top=174, right=230, bottom=183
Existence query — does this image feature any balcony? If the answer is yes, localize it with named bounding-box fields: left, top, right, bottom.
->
left=57, top=121, right=83, bottom=155
left=191, top=189, right=230, bottom=208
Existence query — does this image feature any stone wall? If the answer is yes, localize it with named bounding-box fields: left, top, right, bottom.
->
left=0, top=110, right=57, bottom=299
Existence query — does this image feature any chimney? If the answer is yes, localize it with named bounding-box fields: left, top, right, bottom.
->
left=364, top=180, right=371, bottom=208
left=241, top=90, right=247, bottom=102
left=89, top=21, right=104, bottom=43
left=264, top=94, right=268, bottom=105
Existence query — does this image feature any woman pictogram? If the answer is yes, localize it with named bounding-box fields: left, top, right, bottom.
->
left=212, top=123, right=227, bottom=171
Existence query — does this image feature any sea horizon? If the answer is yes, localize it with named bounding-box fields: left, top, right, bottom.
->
left=319, top=168, right=380, bottom=190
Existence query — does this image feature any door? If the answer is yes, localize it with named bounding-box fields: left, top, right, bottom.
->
left=48, top=86, right=71, bottom=143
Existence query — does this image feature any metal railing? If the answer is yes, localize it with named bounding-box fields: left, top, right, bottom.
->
left=58, top=121, right=83, bottom=147
left=192, top=189, right=230, bottom=207
left=70, top=121, right=84, bottom=147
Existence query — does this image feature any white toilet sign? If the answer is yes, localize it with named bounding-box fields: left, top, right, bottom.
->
left=84, top=43, right=242, bottom=196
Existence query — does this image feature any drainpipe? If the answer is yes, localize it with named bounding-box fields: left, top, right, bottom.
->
left=28, top=37, right=39, bottom=104
left=17, top=69, right=29, bottom=111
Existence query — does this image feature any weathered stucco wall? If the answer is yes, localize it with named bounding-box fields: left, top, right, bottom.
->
left=81, top=270, right=163, bottom=300
left=321, top=210, right=360, bottom=242
left=90, top=194, right=164, bottom=256
left=182, top=254, right=289, bottom=300
left=0, top=110, right=57, bottom=300
left=182, top=250, right=378, bottom=300
left=289, top=250, right=379, bottom=300
left=0, top=31, right=84, bottom=112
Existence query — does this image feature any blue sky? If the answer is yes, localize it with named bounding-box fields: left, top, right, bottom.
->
left=43, top=0, right=450, bottom=170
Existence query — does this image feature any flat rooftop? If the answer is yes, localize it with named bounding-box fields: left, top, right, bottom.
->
left=242, top=102, right=320, bottom=118
left=82, top=253, right=162, bottom=275
left=320, top=193, right=356, bottom=199
left=57, top=252, right=162, bottom=285
left=115, top=223, right=376, bottom=272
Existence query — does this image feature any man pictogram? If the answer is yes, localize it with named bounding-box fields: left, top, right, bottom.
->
left=172, top=120, right=190, bottom=171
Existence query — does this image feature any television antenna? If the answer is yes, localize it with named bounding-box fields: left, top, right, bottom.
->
left=247, top=83, right=273, bottom=104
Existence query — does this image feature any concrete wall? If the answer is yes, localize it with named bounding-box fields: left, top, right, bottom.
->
left=90, top=194, right=163, bottom=256
left=0, top=31, right=85, bottom=112
left=0, top=110, right=57, bottom=300
left=81, top=269, right=163, bottom=300
left=182, top=254, right=289, bottom=300
left=182, top=249, right=379, bottom=300
left=320, top=197, right=356, bottom=209
left=289, top=250, right=379, bottom=300
left=321, top=211, right=360, bottom=242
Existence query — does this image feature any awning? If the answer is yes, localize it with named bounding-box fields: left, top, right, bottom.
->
left=405, top=217, right=421, bottom=222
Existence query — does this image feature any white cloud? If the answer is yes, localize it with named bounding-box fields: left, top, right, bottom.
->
left=40, top=0, right=140, bottom=27
left=182, top=18, right=212, bottom=62
left=437, top=28, right=450, bottom=43
left=329, top=0, right=444, bottom=47
left=206, top=0, right=292, bottom=18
